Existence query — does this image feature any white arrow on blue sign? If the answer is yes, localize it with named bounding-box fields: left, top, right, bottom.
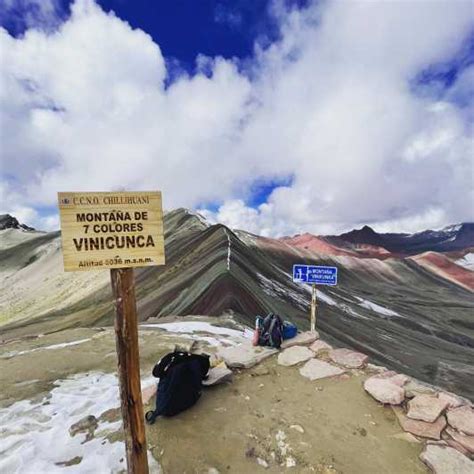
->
left=293, top=264, right=338, bottom=286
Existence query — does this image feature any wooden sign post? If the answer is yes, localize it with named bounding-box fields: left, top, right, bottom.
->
left=58, top=191, right=165, bottom=474
left=310, top=283, right=317, bottom=333
left=111, top=267, right=148, bottom=473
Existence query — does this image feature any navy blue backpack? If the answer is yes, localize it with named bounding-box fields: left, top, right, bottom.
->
left=257, top=313, right=284, bottom=348
left=145, top=351, right=210, bottom=424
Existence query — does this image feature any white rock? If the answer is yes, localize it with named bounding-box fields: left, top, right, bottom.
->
left=386, top=373, right=409, bottom=387
left=281, top=331, right=319, bottom=349
left=404, top=379, right=437, bottom=398
left=299, top=359, right=345, bottom=381
left=217, top=342, right=277, bottom=369
left=202, top=366, right=233, bottom=386
left=447, top=406, right=474, bottom=436
left=328, top=348, right=368, bottom=368
left=393, top=407, right=446, bottom=440
left=364, top=376, right=405, bottom=405
left=257, top=458, right=269, bottom=468
left=366, top=363, right=387, bottom=373
left=439, top=392, right=464, bottom=409
left=309, top=340, right=332, bottom=354
left=290, top=424, right=305, bottom=434
left=407, top=395, right=449, bottom=423
left=446, top=427, right=474, bottom=454
left=278, top=346, right=314, bottom=366
left=420, top=444, right=474, bottom=474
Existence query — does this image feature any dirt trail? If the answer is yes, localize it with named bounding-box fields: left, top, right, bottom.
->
left=145, top=357, right=427, bottom=474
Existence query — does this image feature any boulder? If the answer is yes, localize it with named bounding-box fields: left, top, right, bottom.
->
left=202, top=366, right=233, bottom=386
left=445, top=427, right=474, bottom=455
left=385, top=373, right=409, bottom=387
left=370, top=371, right=409, bottom=387
left=309, top=340, right=332, bottom=354
left=404, top=379, right=437, bottom=398
left=328, top=348, right=368, bottom=368
left=217, top=342, right=277, bottom=369
left=393, top=407, right=446, bottom=440
left=278, top=346, right=314, bottom=366
left=438, top=392, right=464, bottom=409
left=420, top=445, right=474, bottom=474
left=366, top=363, right=387, bottom=373
left=281, top=331, right=319, bottom=349
left=407, top=395, right=449, bottom=423
left=299, top=359, right=345, bottom=381
left=447, top=406, right=474, bottom=436
left=445, top=438, right=471, bottom=457
left=364, top=376, right=405, bottom=405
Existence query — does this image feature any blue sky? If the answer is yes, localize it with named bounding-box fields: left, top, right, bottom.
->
left=1, top=0, right=473, bottom=235
left=2, top=0, right=303, bottom=62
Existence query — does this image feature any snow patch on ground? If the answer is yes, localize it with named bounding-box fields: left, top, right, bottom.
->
left=355, top=297, right=399, bottom=317
left=0, top=372, right=160, bottom=474
left=142, top=321, right=247, bottom=339
left=266, top=268, right=368, bottom=319
left=301, top=285, right=368, bottom=319
left=455, top=252, right=474, bottom=271
left=1, top=338, right=92, bottom=359
left=257, top=272, right=308, bottom=311
left=316, top=290, right=338, bottom=306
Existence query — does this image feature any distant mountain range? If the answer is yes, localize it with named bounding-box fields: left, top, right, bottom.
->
left=0, top=210, right=473, bottom=399
left=329, top=223, right=474, bottom=255
left=280, top=222, right=474, bottom=258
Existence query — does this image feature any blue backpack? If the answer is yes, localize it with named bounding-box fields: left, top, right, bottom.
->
left=282, top=321, right=297, bottom=340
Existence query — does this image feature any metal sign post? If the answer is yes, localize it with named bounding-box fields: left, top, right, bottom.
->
left=58, top=191, right=166, bottom=474
left=293, top=264, right=338, bottom=331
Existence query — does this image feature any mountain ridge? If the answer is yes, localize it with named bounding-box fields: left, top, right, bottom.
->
left=5, top=210, right=472, bottom=256
left=1, top=208, right=473, bottom=399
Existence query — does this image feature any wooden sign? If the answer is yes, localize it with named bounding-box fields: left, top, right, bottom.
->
left=58, top=191, right=165, bottom=271
left=57, top=191, right=167, bottom=474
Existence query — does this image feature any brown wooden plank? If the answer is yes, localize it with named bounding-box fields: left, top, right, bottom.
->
left=111, top=267, right=149, bottom=474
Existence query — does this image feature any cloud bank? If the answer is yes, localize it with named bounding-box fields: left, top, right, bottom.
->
left=1, top=0, right=473, bottom=234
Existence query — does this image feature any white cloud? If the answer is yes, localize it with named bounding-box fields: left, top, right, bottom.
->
left=1, top=0, right=473, bottom=234
left=0, top=0, right=64, bottom=32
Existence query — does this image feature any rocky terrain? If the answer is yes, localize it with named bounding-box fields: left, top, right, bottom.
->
left=1, top=317, right=473, bottom=473
left=1, top=210, right=473, bottom=401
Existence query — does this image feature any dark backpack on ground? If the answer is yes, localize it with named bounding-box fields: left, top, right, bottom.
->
left=257, top=313, right=284, bottom=349
left=145, top=351, right=210, bottom=424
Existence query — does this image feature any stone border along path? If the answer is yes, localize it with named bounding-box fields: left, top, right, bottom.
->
left=214, top=331, right=474, bottom=473
left=143, top=330, right=474, bottom=473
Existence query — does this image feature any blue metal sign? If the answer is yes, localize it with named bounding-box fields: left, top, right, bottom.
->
left=292, top=264, right=338, bottom=286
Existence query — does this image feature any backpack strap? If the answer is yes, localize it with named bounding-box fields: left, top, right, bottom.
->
left=152, top=351, right=190, bottom=378
left=268, top=317, right=277, bottom=347
left=145, top=409, right=158, bottom=425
